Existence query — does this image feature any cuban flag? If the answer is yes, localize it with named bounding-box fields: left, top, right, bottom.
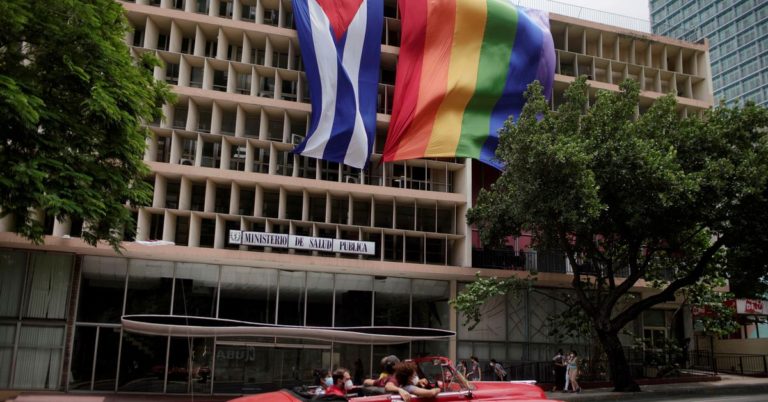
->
left=292, top=0, right=383, bottom=169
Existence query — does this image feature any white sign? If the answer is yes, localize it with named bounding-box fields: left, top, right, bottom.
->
left=735, top=299, right=768, bottom=316
left=228, top=230, right=375, bottom=256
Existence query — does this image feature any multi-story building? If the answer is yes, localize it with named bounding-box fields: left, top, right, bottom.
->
left=651, top=0, right=768, bottom=106
left=0, top=0, right=713, bottom=396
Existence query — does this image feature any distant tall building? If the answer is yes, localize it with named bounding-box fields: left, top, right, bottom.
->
left=650, top=0, right=768, bottom=106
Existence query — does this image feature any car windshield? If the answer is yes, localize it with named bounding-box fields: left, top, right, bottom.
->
left=417, top=359, right=475, bottom=393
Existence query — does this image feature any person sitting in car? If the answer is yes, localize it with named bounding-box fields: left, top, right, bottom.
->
left=364, top=355, right=399, bottom=387
left=325, top=368, right=352, bottom=397
left=389, top=361, right=440, bottom=400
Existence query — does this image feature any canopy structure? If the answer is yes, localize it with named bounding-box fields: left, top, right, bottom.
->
left=122, top=315, right=455, bottom=345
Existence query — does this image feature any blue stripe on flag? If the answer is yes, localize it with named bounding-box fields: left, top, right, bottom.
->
left=480, top=8, right=546, bottom=168
left=291, top=0, right=322, bottom=155
left=359, top=0, right=383, bottom=159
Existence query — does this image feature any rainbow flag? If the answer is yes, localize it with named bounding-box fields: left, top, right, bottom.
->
left=382, top=0, right=555, bottom=168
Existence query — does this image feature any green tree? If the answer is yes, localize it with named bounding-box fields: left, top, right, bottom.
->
left=0, top=0, right=173, bottom=250
left=456, top=76, right=768, bottom=391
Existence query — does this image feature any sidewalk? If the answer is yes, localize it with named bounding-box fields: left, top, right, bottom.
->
left=547, top=374, right=768, bottom=401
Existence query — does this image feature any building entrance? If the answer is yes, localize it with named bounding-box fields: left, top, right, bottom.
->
left=212, top=340, right=331, bottom=394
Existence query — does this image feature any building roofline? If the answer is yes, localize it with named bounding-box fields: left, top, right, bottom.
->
left=550, top=12, right=709, bottom=51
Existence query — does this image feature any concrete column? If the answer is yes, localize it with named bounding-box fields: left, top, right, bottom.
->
left=136, top=208, right=152, bottom=241
left=52, top=217, right=71, bottom=237
left=211, top=101, right=222, bottom=134
left=152, top=175, right=167, bottom=209
left=235, top=105, right=245, bottom=137
left=179, top=177, right=192, bottom=210
left=214, top=215, right=225, bottom=248
left=229, top=183, right=240, bottom=215
left=162, top=210, right=176, bottom=242
left=204, top=179, right=216, bottom=213
left=188, top=213, right=201, bottom=247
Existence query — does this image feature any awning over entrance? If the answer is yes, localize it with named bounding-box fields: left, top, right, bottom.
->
left=122, top=315, right=455, bottom=345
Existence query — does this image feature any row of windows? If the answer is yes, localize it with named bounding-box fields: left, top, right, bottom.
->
left=145, top=51, right=396, bottom=113
left=127, top=0, right=400, bottom=26
left=139, top=214, right=457, bottom=265
left=556, top=50, right=703, bottom=99
left=127, top=0, right=402, bottom=58
left=552, top=23, right=703, bottom=78
left=150, top=175, right=458, bottom=231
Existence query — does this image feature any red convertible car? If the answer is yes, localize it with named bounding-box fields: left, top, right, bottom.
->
left=228, top=356, right=561, bottom=402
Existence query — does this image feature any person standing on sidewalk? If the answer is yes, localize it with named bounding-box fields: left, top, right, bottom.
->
left=552, top=349, right=566, bottom=392
left=490, top=359, right=507, bottom=381
left=567, top=351, right=581, bottom=393
left=467, top=356, right=482, bottom=381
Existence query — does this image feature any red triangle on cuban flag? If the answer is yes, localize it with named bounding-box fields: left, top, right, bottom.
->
left=316, top=0, right=365, bottom=41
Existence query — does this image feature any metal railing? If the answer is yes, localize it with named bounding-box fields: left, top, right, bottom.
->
left=497, top=350, right=768, bottom=384
left=471, top=249, right=567, bottom=273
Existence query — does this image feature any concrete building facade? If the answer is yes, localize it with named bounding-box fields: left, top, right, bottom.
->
left=0, top=0, right=713, bottom=395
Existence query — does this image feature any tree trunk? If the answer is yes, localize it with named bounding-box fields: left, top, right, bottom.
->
left=597, top=329, right=641, bottom=392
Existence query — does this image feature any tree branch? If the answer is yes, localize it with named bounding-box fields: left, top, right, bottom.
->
left=610, top=235, right=728, bottom=331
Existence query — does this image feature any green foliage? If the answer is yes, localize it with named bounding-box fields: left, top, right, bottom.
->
left=450, top=273, right=534, bottom=330
left=460, top=75, right=768, bottom=389
left=0, top=0, right=174, bottom=250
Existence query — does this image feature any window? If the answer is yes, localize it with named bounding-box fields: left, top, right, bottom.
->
left=165, top=62, right=179, bottom=85
left=219, top=266, right=277, bottom=323
left=236, top=72, right=252, bottom=95
left=263, top=8, right=279, bottom=26
left=334, top=274, right=372, bottom=326
left=221, top=110, right=236, bottom=134
left=132, top=28, right=144, bottom=47
left=227, top=44, right=242, bottom=61
left=277, top=271, right=305, bottom=325
left=25, top=253, right=73, bottom=319
left=190, top=66, right=204, bottom=88
left=0, top=250, right=27, bottom=317
left=181, top=37, right=195, bottom=54
left=213, top=69, right=228, bottom=92
left=157, top=33, right=169, bottom=51
left=273, top=52, right=289, bottom=69
left=198, top=108, right=212, bottom=133
left=281, top=79, right=297, bottom=101
left=260, top=76, right=275, bottom=98
left=205, top=40, right=218, bottom=58
left=218, top=0, right=233, bottom=18
left=196, top=0, right=209, bottom=14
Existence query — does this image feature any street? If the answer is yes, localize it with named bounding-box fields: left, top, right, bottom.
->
left=637, top=394, right=768, bottom=402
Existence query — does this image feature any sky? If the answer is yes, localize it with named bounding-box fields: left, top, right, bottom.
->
left=556, top=0, right=650, bottom=21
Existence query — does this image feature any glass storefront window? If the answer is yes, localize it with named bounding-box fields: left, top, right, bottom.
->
left=305, top=273, right=333, bottom=327
left=277, top=271, right=306, bottom=326
left=0, top=250, right=26, bottom=317
left=93, top=327, right=121, bottom=391
left=25, top=253, right=73, bottom=319
left=334, top=274, right=372, bottom=327
left=125, top=260, right=173, bottom=316
left=118, top=332, right=168, bottom=392
left=333, top=344, right=371, bottom=383
left=173, top=263, right=219, bottom=317
left=373, top=277, right=410, bottom=327
left=166, top=337, right=212, bottom=394
left=79, top=256, right=127, bottom=323
left=219, top=266, right=277, bottom=323
left=213, top=339, right=279, bottom=394
left=0, top=325, right=15, bottom=388
left=412, top=340, right=449, bottom=359
left=412, top=279, right=449, bottom=330
left=14, top=325, right=65, bottom=389
left=69, top=326, right=97, bottom=390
